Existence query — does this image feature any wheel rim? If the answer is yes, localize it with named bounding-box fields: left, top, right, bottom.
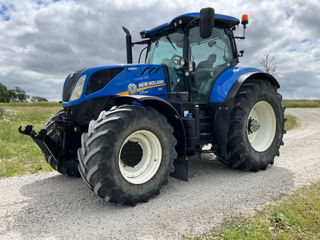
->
left=119, top=130, right=162, bottom=184
left=247, top=101, right=276, bottom=152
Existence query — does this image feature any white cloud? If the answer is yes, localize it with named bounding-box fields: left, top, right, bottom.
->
left=0, top=0, right=319, bottom=100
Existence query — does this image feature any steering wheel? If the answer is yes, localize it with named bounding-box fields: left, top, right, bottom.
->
left=171, top=54, right=182, bottom=67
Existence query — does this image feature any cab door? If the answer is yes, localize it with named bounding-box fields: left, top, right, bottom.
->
left=189, top=26, right=235, bottom=103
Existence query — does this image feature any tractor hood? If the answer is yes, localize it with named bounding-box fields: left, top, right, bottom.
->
left=62, top=64, right=167, bottom=107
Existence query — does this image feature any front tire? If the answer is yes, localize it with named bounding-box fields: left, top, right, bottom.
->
left=221, top=80, right=285, bottom=171
left=78, top=105, right=177, bottom=205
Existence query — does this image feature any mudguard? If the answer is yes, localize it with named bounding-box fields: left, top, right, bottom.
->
left=210, top=67, right=280, bottom=159
left=109, top=95, right=188, bottom=181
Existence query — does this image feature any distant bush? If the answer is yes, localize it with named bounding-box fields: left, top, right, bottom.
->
left=31, top=96, right=48, bottom=102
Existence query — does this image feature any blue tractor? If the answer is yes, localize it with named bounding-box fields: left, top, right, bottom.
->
left=19, top=8, right=285, bottom=205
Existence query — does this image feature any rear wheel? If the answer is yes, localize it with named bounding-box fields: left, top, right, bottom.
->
left=78, top=105, right=177, bottom=205
left=42, top=110, right=80, bottom=177
left=221, top=80, right=285, bottom=171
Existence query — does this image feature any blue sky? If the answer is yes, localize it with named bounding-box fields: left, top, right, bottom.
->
left=0, top=0, right=319, bottom=100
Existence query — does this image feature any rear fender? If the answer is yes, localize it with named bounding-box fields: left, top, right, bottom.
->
left=108, top=95, right=188, bottom=181
left=208, top=66, right=279, bottom=103
left=212, top=69, right=280, bottom=159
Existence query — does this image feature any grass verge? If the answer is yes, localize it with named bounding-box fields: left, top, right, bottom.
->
left=187, top=181, right=320, bottom=240
left=284, top=114, right=296, bottom=131
left=0, top=102, right=61, bottom=178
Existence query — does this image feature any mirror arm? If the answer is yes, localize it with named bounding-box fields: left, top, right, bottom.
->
left=132, top=40, right=150, bottom=45
left=138, top=46, right=148, bottom=64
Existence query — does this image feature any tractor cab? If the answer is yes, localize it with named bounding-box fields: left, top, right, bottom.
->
left=136, top=10, right=242, bottom=103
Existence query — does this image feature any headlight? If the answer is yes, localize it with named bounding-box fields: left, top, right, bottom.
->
left=69, top=74, right=86, bottom=101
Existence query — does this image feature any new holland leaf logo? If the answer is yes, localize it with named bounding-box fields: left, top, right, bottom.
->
left=128, top=83, right=137, bottom=95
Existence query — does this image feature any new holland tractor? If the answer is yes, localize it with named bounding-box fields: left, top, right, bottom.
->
left=19, top=8, right=285, bottom=205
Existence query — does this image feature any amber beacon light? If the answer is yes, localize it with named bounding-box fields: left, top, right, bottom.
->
left=241, top=14, right=248, bottom=28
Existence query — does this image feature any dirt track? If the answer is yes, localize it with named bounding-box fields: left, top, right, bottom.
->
left=0, top=108, right=319, bottom=240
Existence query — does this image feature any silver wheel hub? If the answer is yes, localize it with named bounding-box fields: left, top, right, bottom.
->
left=247, top=101, right=276, bottom=152
left=119, top=130, right=162, bottom=185
left=248, top=117, right=261, bottom=133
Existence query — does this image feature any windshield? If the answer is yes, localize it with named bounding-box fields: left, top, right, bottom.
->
left=146, top=30, right=185, bottom=92
left=146, top=30, right=184, bottom=64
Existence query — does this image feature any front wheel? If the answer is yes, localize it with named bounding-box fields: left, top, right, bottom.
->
left=221, top=80, right=285, bottom=171
left=78, top=105, right=177, bottom=205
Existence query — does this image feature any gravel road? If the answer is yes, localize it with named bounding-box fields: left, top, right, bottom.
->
left=0, top=108, right=319, bottom=240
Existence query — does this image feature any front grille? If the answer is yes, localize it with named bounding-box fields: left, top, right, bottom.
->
left=86, top=68, right=124, bottom=95
left=63, top=69, right=85, bottom=102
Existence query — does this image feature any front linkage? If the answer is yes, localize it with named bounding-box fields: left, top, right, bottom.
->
left=19, top=125, right=61, bottom=161
left=19, top=111, right=82, bottom=176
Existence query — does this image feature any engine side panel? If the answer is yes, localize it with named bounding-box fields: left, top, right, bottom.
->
left=62, top=64, right=168, bottom=107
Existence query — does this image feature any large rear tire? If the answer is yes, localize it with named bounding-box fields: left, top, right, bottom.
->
left=221, top=80, right=285, bottom=171
left=42, top=110, right=80, bottom=177
left=78, top=105, right=177, bottom=205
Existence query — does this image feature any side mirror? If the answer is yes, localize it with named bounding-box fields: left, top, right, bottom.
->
left=199, top=7, right=215, bottom=38
left=189, top=61, right=196, bottom=72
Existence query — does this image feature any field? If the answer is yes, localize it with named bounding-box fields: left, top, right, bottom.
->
left=0, top=102, right=61, bottom=178
left=283, top=99, right=320, bottom=108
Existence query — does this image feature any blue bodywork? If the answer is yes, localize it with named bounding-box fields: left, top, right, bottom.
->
left=209, top=67, right=261, bottom=102
left=62, top=64, right=168, bottom=107
left=62, top=64, right=262, bottom=107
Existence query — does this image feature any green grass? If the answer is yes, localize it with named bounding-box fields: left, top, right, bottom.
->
left=284, top=114, right=296, bottom=131
left=283, top=99, right=320, bottom=108
left=0, top=107, right=4, bottom=118
left=186, top=181, right=320, bottom=240
left=0, top=101, right=61, bottom=107
left=0, top=102, right=61, bottom=178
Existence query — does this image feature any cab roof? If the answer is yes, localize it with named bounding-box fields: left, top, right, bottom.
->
left=140, top=12, right=240, bottom=38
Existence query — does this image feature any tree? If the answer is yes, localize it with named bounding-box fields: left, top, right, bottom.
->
left=31, top=96, right=48, bottom=102
left=8, top=89, right=17, bottom=102
left=260, top=52, right=278, bottom=76
left=0, top=82, right=10, bottom=102
left=8, top=87, right=29, bottom=102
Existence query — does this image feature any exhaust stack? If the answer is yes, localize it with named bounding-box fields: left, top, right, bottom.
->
left=122, top=26, right=133, bottom=64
